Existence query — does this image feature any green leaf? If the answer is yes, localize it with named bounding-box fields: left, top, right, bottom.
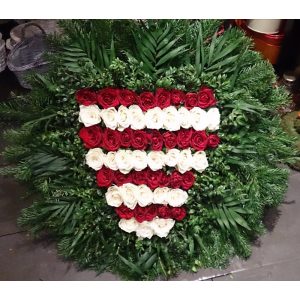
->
left=156, top=45, right=187, bottom=67
left=118, top=254, right=143, bottom=275
left=219, top=207, right=230, bottom=230
left=228, top=209, right=251, bottom=230
left=144, top=253, right=158, bottom=270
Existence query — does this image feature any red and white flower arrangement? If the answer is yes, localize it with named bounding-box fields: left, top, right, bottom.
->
left=76, top=87, right=221, bottom=239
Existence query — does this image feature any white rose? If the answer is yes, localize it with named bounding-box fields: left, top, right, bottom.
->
left=163, top=106, right=180, bottom=131
left=153, top=187, right=170, bottom=205
left=101, top=107, right=118, bottom=130
left=177, top=149, right=193, bottom=174
left=190, top=107, right=207, bottom=131
left=164, top=148, right=181, bottom=167
left=145, top=107, right=164, bottom=130
left=147, top=151, right=165, bottom=171
left=132, top=150, right=148, bottom=171
left=117, top=105, right=132, bottom=131
left=150, top=218, right=175, bottom=238
left=135, top=185, right=153, bottom=207
left=79, top=105, right=102, bottom=127
left=115, top=150, right=133, bottom=174
left=118, top=218, right=138, bottom=233
left=168, top=189, right=188, bottom=207
left=120, top=183, right=138, bottom=209
left=105, top=186, right=123, bottom=207
left=206, top=107, right=220, bottom=131
left=178, top=106, right=192, bottom=129
left=136, top=222, right=154, bottom=239
left=104, top=151, right=118, bottom=171
left=193, top=151, right=209, bottom=172
left=85, top=148, right=104, bottom=170
left=129, top=105, right=146, bottom=130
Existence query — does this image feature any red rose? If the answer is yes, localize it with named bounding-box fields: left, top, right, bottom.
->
left=134, top=205, right=145, bottom=223
left=113, top=170, right=132, bottom=186
left=157, top=205, right=171, bottom=218
left=207, top=134, right=220, bottom=148
left=120, top=128, right=132, bottom=148
left=190, top=130, right=208, bottom=151
left=138, top=91, right=157, bottom=111
left=148, top=130, right=163, bottom=151
left=75, top=88, right=98, bottom=106
left=115, top=204, right=134, bottom=219
left=159, top=173, right=170, bottom=187
left=103, top=128, right=121, bottom=151
left=155, top=88, right=171, bottom=109
left=97, top=87, right=120, bottom=108
left=119, top=89, right=138, bottom=106
left=96, top=167, right=114, bottom=187
left=163, top=131, right=177, bottom=149
left=131, top=130, right=148, bottom=150
left=197, top=86, right=217, bottom=108
left=177, top=129, right=193, bottom=149
left=78, top=125, right=102, bottom=148
left=185, top=92, right=198, bottom=109
left=144, top=205, right=157, bottom=221
left=146, top=169, right=162, bottom=189
left=170, top=207, right=186, bottom=221
left=131, top=170, right=147, bottom=185
left=170, top=171, right=183, bottom=189
left=181, top=171, right=195, bottom=190
left=171, top=89, right=185, bottom=106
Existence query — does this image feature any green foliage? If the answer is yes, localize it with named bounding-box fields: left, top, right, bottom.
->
left=0, top=19, right=298, bottom=280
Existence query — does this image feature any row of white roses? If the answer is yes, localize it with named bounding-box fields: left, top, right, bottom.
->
left=106, top=183, right=188, bottom=209
left=86, top=148, right=209, bottom=174
left=119, top=217, right=175, bottom=239
left=79, top=104, right=220, bottom=132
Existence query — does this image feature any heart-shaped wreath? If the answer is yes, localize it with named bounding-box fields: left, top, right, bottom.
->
left=0, top=20, right=296, bottom=280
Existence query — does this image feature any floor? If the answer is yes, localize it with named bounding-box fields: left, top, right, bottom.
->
left=1, top=21, right=300, bottom=280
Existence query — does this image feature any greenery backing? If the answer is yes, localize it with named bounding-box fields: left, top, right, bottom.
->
left=0, top=20, right=298, bottom=280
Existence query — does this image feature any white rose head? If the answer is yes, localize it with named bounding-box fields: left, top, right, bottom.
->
left=105, top=185, right=123, bottom=207
left=145, top=107, right=164, bottom=130
left=153, top=187, right=170, bottom=205
left=104, top=151, right=118, bottom=171
left=168, top=189, right=188, bottom=207
left=135, top=184, right=153, bottom=207
left=120, top=183, right=138, bottom=209
left=118, top=218, right=138, bottom=233
left=147, top=151, right=165, bottom=171
left=150, top=218, right=175, bottom=238
left=163, top=106, right=180, bottom=131
left=129, top=105, right=146, bottom=130
left=132, top=150, right=148, bottom=171
left=190, top=107, right=207, bottom=131
left=206, top=107, right=220, bottom=131
left=178, top=106, right=192, bottom=129
left=101, top=107, right=118, bottom=130
left=115, top=149, right=133, bottom=174
left=85, top=148, right=104, bottom=170
left=164, top=148, right=181, bottom=167
left=117, top=105, right=132, bottom=131
left=79, top=104, right=102, bottom=127
left=193, top=151, right=209, bottom=172
left=177, top=148, right=193, bottom=174
left=135, top=222, right=154, bottom=239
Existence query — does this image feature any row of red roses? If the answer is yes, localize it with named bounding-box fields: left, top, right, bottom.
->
left=97, top=167, right=195, bottom=190
left=76, top=86, right=217, bottom=110
left=115, top=204, right=186, bottom=222
left=79, top=126, right=220, bottom=152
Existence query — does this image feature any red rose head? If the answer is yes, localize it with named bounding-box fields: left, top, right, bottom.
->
left=197, top=86, right=217, bottom=108
left=97, top=87, right=120, bottom=108
left=75, top=88, right=98, bottom=106
left=155, top=88, right=171, bottom=109
left=78, top=125, right=102, bottom=148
